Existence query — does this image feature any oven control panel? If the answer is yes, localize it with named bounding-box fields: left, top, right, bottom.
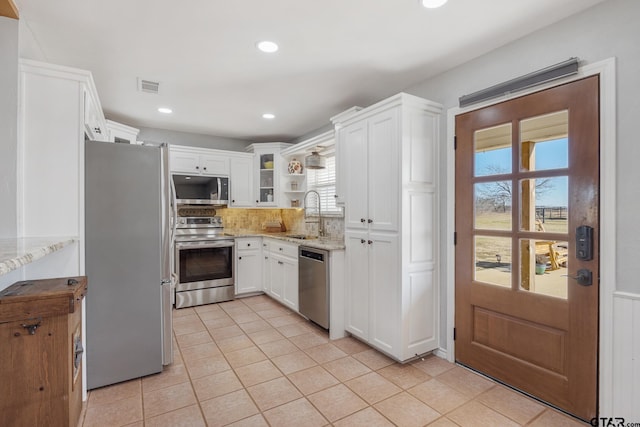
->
left=176, top=216, right=223, bottom=227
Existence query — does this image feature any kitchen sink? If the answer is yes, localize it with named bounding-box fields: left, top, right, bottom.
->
left=286, top=234, right=317, bottom=240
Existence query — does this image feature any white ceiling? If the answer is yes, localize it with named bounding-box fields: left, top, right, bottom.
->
left=15, top=0, right=605, bottom=142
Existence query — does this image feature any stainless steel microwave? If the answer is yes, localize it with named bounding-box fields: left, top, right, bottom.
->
left=172, top=174, right=229, bottom=205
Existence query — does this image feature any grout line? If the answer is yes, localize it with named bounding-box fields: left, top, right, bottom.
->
left=172, top=314, right=214, bottom=426
left=177, top=295, right=481, bottom=427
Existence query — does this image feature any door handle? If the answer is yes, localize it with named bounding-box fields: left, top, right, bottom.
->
left=562, top=269, right=593, bottom=286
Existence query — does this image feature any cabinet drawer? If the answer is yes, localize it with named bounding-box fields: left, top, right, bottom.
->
left=270, top=240, right=298, bottom=258
left=236, top=237, right=262, bottom=251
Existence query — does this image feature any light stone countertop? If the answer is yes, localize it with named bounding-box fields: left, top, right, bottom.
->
left=0, top=237, right=77, bottom=276
left=225, top=231, right=345, bottom=251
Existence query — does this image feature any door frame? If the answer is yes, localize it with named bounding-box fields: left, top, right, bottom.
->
left=444, top=58, right=616, bottom=414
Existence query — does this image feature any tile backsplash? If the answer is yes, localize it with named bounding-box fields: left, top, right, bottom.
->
left=217, top=208, right=344, bottom=240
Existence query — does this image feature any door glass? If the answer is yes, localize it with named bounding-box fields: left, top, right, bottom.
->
left=475, top=181, right=512, bottom=230
left=520, top=111, right=568, bottom=172
left=259, top=153, right=275, bottom=203
left=474, top=123, right=512, bottom=177
left=519, top=239, right=568, bottom=299
left=519, top=176, right=568, bottom=234
left=474, top=236, right=511, bottom=288
left=179, top=247, right=232, bottom=283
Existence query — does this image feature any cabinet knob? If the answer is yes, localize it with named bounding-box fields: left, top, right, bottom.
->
left=256, top=200, right=259, bottom=203
left=195, top=166, right=199, bottom=170
left=247, top=243, right=251, bottom=247
left=232, top=200, right=235, bottom=203
left=368, top=240, right=373, bottom=245
left=278, top=261, right=284, bottom=265
left=368, top=219, right=373, bottom=224
left=203, top=167, right=207, bottom=171
left=279, top=247, right=283, bottom=251
left=334, top=195, right=338, bottom=198
left=360, top=218, right=366, bottom=223
left=360, top=239, right=366, bottom=244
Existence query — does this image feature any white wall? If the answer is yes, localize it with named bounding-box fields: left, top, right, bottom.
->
left=137, top=126, right=252, bottom=152
left=0, top=17, right=19, bottom=238
left=400, top=0, right=640, bottom=344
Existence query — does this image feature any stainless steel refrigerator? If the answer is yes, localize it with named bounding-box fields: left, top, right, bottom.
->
left=85, top=140, right=173, bottom=390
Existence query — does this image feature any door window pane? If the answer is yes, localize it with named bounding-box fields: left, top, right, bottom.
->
left=475, top=236, right=511, bottom=288
left=520, top=176, right=568, bottom=234
left=475, top=123, right=512, bottom=177
left=519, top=239, right=568, bottom=299
left=520, top=111, right=568, bottom=172
left=475, top=181, right=512, bottom=230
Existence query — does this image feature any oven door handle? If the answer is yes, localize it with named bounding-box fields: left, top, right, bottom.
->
left=175, top=241, right=234, bottom=250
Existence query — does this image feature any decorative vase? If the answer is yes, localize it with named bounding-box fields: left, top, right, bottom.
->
left=288, top=159, right=303, bottom=174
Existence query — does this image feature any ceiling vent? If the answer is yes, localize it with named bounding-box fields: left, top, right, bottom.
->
left=137, top=78, right=160, bottom=94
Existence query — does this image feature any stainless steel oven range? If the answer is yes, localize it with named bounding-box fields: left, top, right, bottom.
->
left=174, top=207, right=234, bottom=308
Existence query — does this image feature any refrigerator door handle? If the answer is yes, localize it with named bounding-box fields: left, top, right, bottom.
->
left=170, top=173, right=178, bottom=243
left=160, top=144, right=174, bottom=366
left=160, top=144, right=172, bottom=280
left=161, top=281, right=173, bottom=365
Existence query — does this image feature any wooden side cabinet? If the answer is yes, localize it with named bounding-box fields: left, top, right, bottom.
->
left=0, top=276, right=87, bottom=427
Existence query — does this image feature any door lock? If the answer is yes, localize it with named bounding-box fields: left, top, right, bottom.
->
left=563, top=269, right=593, bottom=286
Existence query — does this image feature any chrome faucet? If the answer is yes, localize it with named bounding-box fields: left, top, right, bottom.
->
left=303, top=190, right=324, bottom=237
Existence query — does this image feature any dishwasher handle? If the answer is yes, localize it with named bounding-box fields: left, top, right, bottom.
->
left=300, top=249, right=325, bottom=262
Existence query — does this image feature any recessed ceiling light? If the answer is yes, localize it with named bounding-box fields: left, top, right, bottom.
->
left=421, top=0, right=448, bottom=8
left=262, top=113, right=276, bottom=119
left=158, top=107, right=172, bottom=114
left=256, top=41, right=279, bottom=53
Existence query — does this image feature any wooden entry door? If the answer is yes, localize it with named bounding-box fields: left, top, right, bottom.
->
left=455, top=76, right=599, bottom=421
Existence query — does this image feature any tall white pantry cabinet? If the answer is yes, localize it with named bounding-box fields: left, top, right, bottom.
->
left=332, top=93, right=441, bottom=362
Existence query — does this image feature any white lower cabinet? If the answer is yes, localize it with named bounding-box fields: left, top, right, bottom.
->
left=235, top=238, right=262, bottom=295
left=277, top=253, right=299, bottom=311
left=263, top=238, right=298, bottom=311
left=345, top=232, right=399, bottom=356
left=345, top=233, right=370, bottom=340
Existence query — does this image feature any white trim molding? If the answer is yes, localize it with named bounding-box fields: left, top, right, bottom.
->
left=611, top=291, right=640, bottom=420
left=445, top=58, right=617, bottom=416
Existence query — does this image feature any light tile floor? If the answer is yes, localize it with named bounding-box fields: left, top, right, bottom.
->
left=80, top=295, right=587, bottom=426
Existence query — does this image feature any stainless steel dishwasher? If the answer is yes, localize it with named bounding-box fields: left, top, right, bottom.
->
left=298, top=246, right=329, bottom=329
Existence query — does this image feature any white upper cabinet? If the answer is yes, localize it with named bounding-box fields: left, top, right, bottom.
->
left=83, top=85, right=108, bottom=142
left=246, top=143, right=292, bottom=207
left=332, top=107, right=362, bottom=206
left=367, top=109, right=400, bottom=232
left=342, top=108, right=399, bottom=232
left=229, top=154, right=254, bottom=207
left=200, top=155, right=229, bottom=176
left=169, top=146, right=230, bottom=176
left=106, top=120, right=140, bottom=144
left=342, top=120, right=369, bottom=230
left=333, top=93, right=442, bottom=362
left=18, top=59, right=106, bottom=242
